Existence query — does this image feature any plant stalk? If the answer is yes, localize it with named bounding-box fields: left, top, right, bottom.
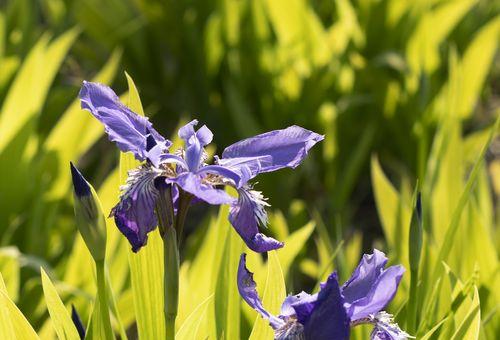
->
left=96, top=259, right=114, bottom=340
left=163, top=227, right=179, bottom=340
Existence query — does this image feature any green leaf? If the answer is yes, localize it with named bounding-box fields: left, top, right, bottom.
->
left=434, top=118, right=499, bottom=272
left=214, top=220, right=244, bottom=339
left=419, top=317, right=448, bottom=340
left=0, top=28, right=78, bottom=152
left=455, top=17, right=500, bottom=118
left=40, top=268, right=80, bottom=340
left=277, top=221, right=314, bottom=279
left=0, top=274, right=39, bottom=339
left=176, top=295, right=213, bottom=340
left=450, top=287, right=480, bottom=340
left=371, top=155, right=411, bottom=267
left=249, top=251, right=286, bottom=340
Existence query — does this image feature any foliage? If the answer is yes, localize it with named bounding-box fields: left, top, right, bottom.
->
left=0, top=0, right=498, bottom=339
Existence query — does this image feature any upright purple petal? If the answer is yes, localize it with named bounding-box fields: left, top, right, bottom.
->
left=237, top=254, right=284, bottom=330
left=170, top=172, right=234, bottom=205
left=178, top=120, right=213, bottom=171
left=111, top=165, right=161, bottom=252
left=342, top=249, right=388, bottom=303
left=80, top=81, right=169, bottom=161
left=345, top=265, right=405, bottom=321
left=302, top=272, right=350, bottom=340
left=221, top=126, right=324, bottom=178
left=229, top=188, right=283, bottom=252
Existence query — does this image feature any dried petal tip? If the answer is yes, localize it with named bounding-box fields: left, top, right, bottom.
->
left=70, top=162, right=91, bottom=198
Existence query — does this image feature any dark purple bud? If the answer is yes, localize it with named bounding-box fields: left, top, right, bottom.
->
left=70, top=162, right=91, bottom=198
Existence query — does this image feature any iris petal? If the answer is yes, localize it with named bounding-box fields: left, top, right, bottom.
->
left=111, top=165, right=161, bottom=252
left=178, top=120, right=213, bottom=171
left=280, top=292, right=317, bottom=318
left=221, top=125, right=324, bottom=179
left=342, top=250, right=405, bottom=321
left=80, top=81, right=169, bottom=161
left=342, top=249, right=388, bottom=302
left=237, top=254, right=284, bottom=330
left=302, top=272, right=350, bottom=340
left=345, top=265, right=405, bottom=321
left=169, top=172, right=234, bottom=205
left=229, top=188, right=283, bottom=252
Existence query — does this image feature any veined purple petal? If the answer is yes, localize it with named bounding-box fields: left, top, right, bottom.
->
left=178, top=120, right=213, bottom=171
left=221, top=126, right=323, bottom=176
left=169, top=172, right=234, bottom=205
left=302, top=272, right=350, bottom=340
left=345, top=265, right=405, bottom=321
left=111, top=165, right=161, bottom=252
left=237, top=254, right=284, bottom=330
left=80, top=81, right=169, bottom=161
left=229, top=188, right=283, bottom=252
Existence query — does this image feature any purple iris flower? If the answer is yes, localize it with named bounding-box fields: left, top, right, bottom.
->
left=238, top=249, right=410, bottom=340
left=79, top=81, right=323, bottom=252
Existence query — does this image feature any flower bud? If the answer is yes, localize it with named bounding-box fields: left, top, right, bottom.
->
left=70, top=162, right=107, bottom=261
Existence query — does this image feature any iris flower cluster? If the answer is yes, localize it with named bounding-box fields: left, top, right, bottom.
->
left=80, top=81, right=323, bottom=253
left=76, top=81, right=410, bottom=340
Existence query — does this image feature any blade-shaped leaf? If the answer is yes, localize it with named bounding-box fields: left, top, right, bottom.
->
left=41, top=268, right=80, bottom=340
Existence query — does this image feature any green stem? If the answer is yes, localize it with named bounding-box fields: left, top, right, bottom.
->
left=96, top=259, right=114, bottom=340
left=163, top=227, right=179, bottom=340
left=174, top=192, right=192, bottom=244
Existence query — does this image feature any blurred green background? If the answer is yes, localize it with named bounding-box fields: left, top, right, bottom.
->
left=0, top=0, right=499, bottom=338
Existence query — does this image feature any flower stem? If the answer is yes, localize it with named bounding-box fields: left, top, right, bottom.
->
left=175, top=192, right=192, bottom=244
left=95, top=259, right=114, bottom=340
left=163, top=227, right=179, bottom=340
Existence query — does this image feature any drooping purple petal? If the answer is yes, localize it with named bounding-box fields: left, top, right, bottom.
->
left=80, top=81, right=169, bottom=161
left=342, top=249, right=388, bottom=303
left=302, top=272, right=350, bottom=340
left=111, top=165, right=161, bottom=252
left=178, top=120, right=213, bottom=171
left=229, top=188, right=283, bottom=252
left=221, top=126, right=324, bottom=179
left=237, top=254, right=284, bottom=330
left=169, top=172, right=234, bottom=205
